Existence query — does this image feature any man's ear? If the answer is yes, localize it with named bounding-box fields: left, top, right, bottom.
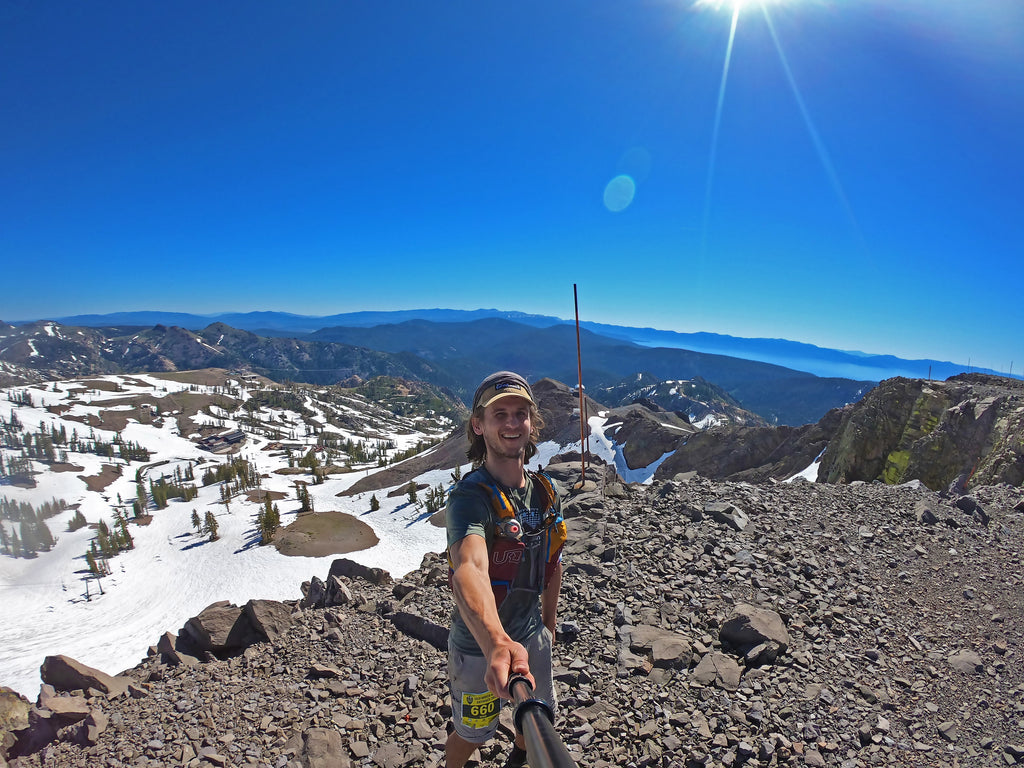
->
left=471, top=416, right=483, bottom=436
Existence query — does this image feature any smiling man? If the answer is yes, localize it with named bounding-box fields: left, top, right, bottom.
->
left=445, top=371, right=567, bottom=768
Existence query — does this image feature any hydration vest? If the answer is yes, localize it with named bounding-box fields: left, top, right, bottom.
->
left=449, top=469, right=568, bottom=607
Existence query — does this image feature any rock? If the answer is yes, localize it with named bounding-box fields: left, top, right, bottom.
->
left=302, top=727, right=349, bottom=768
left=691, top=652, right=742, bottom=691
left=388, top=612, right=448, bottom=651
left=301, top=576, right=327, bottom=609
left=720, top=604, right=790, bottom=657
left=37, top=687, right=89, bottom=727
left=244, top=598, right=293, bottom=643
left=8, top=473, right=1024, bottom=768
left=39, top=655, right=130, bottom=698
left=181, top=601, right=262, bottom=654
left=328, top=558, right=392, bottom=586
left=325, top=576, right=353, bottom=606
left=652, top=635, right=692, bottom=669
left=704, top=500, right=750, bottom=531
left=0, top=686, right=31, bottom=757
left=915, top=500, right=939, bottom=524
left=157, top=631, right=200, bottom=667
left=948, top=649, right=984, bottom=674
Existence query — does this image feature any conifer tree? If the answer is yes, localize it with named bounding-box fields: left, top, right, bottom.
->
left=19, top=518, right=37, bottom=556
left=191, top=509, right=202, bottom=533
left=34, top=519, right=55, bottom=551
left=203, top=511, right=219, bottom=542
left=116, top=514, right=133, bottom=550
left=370, top=494, right=380, bottom=512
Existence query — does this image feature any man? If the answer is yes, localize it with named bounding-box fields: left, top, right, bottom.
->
left=445, top=371, right=566, bottom=768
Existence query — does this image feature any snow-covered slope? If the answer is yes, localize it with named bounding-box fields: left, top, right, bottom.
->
left=0, top=373, right=457, bottom=699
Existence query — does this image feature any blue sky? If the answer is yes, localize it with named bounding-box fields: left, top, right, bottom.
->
left=2, top=1, right=1022, bottom=373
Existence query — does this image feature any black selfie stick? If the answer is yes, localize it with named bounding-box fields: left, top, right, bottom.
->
left=507, top=673, right=579, bottom=768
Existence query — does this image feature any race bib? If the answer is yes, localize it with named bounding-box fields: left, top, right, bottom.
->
left=461, top=691, right=499, bottom=729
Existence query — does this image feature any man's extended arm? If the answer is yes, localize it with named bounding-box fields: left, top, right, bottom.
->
left=449, top=534, right=535, bottom=699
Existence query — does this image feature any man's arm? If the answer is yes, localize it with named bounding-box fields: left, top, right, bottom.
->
left=449, top=534, right=535, bottom=699
left=541, top=560, right=562, bottom=639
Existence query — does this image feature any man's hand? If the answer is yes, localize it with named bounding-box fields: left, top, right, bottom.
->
left=486, top=638, right=535, bottom=700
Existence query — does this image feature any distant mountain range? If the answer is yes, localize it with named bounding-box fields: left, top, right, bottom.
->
left=0, top=316, right=868, bottom=426
left=9, top=308, right=1006, bottom=382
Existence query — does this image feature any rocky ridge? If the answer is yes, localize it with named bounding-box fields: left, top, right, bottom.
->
left=3, top=461, right=1023, bottom=768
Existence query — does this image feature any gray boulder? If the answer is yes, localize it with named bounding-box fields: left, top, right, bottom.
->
left=720, top=604, right=790, bottom=657
left=705, top=501, right=750, bottom=531
left=692, top=652, right=742, bottom=691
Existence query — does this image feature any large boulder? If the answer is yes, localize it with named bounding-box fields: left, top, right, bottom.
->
left=182, top=601, right=261, bottom=654
left=0, top=687, right=31, bottom=758
left=720, top=604, right=790, bottom=658
left=243, top=599, right=293, bottom=643
left=182, top=599, right=293, bottom=655
left=328, top=558, right=392, bottom=586
left=39, top=656, right=130, bottom=698
left=622, top=625, right=693, bottom=669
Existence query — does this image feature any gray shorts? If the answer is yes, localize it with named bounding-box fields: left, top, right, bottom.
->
left=448, top=628, right=555, bottom=743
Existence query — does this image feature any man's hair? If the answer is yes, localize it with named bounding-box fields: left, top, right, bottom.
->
left=465, top=401, right=545, bottom=466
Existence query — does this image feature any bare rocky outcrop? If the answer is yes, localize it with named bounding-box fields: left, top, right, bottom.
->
left=4, top=477, right=1023, bottom=767
left=818, top=373, right=1024, bottom=490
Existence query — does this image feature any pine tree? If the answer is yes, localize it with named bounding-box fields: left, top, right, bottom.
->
left=296, top=483, right=313, bottom=513
left=203, top=511, right=219, bottom=542
left=370, top=494, right=380, bottom=512
left=34, top=519, right=55, bottom=551
left=257, top=497, right=280, bottom=543
left=406, top=482, right=418, bottom=505
left=19, top=518, right=37, bottom=556
left=116, top=514, right=133, bottom=550
left=191, top=509, right=202, bottom=533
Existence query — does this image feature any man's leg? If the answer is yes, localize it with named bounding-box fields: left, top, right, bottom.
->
left=446, top=730, right=482, bottom=768
left=448, top=641, right=499, bottom=766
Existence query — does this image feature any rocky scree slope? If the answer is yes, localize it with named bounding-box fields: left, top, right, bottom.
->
left=3, top=464, right=1023, bottom=768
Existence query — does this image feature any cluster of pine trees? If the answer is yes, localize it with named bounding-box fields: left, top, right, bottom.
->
left=144, top=463, right=198, bottom=510
left=0, top=412, right=150, bottom=467
left=201, top=457, right=260, bottom=492
left=84, top=511, right=134, bottom=576
left=0, top=496, right=66, bottom=557
left=190, top=509, right=219, bottom=541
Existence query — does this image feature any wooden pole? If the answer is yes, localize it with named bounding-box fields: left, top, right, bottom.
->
left=574, top=285, right=586, bottom=487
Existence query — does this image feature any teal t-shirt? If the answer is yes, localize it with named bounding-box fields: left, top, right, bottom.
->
left=446, top=467, right=562, bottom=655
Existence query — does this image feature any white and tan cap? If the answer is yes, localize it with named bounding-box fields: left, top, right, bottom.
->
left=472, top=370, right=535, bottom=411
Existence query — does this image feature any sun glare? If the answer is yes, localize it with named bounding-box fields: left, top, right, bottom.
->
left=693, top=0, right=794, bottom=11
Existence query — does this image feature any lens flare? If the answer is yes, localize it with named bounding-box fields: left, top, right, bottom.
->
left=603, top=175, right=636, bottom=213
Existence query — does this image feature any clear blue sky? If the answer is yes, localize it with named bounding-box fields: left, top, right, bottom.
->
left=2, top=1, right=1022, bottom=372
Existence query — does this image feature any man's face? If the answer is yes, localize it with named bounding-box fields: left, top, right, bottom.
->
left=472, top=395, right=533, bottom=461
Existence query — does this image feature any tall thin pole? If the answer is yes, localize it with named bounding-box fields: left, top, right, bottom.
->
left=574, top=285, right=586, bottom=487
